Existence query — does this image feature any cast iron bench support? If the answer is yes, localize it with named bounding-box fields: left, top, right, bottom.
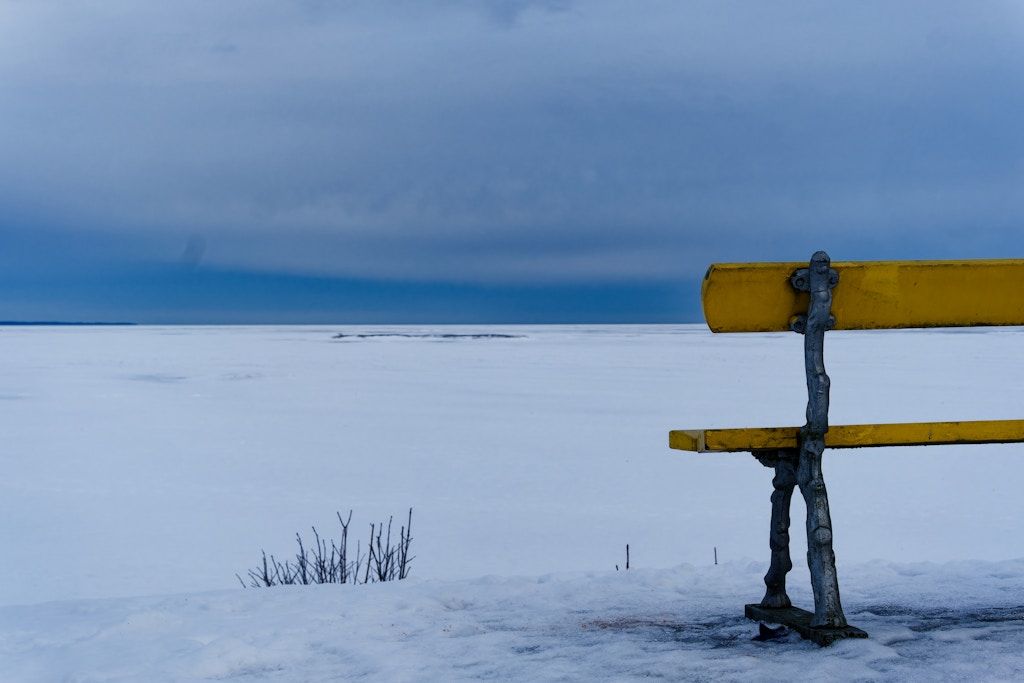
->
left=747, top=252, right=865, bottom=644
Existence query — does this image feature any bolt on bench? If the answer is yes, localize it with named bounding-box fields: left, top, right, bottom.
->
left=669, top=251, right=1024, bottom=646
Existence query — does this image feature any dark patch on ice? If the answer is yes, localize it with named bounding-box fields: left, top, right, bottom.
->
left=0, top=393, right=26, bottom=400
left=128, top=373, right=187, bottom=383
left=221, top=372, right=263, bottom=381
left=332, top=333, right=523, bottom=340
left=857, top=604, right=1024, bottom=632
left=751, top=623, right=789, bottom=641
left=582, top=615, right=748, bottom=647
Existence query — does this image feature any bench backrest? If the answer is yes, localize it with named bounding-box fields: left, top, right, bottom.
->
left=702, top=258, right=1024, bottom=333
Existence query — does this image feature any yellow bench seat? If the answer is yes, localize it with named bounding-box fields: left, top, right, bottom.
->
left=669, top=419, right=1024, bottom=453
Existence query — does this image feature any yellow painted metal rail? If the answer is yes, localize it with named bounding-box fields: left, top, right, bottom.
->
left=669, top=419, right=1024, bottom=453
left=702, top=259, right=1024, bottom=333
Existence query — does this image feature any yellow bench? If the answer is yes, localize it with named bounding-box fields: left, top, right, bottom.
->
left=671, top=419, right=1024, bottom=453
left=669, top=252, right=1024, bottom=645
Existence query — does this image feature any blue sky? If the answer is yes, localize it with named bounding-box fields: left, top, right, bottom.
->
left=2, top=1, right=1024, bottom=323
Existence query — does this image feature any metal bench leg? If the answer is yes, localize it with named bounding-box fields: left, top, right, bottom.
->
left=744, top=251, right=864, bottom=643
left=755, top=449, right=797, bottom=608
left=794, top=251, right=849, bottom=630
left=797, top=436, right=847, bottom=628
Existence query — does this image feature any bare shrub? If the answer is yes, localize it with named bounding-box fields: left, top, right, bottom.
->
left=238, top=509, right=414, bottom=588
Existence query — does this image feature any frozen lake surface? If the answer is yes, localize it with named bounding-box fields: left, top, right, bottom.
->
left=4, top=324, right=1024, bottom=607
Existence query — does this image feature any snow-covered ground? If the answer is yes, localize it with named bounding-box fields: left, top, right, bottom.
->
left=3, top=324, right=1024, bottom=679
left=5, top=560, right=1024, bottom=681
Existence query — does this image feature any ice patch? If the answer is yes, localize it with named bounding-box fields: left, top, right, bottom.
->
left=127, top=373, right=188, bottom=383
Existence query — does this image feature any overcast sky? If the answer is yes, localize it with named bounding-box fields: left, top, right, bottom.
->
left=3, top=1, right=1024, bottom=322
